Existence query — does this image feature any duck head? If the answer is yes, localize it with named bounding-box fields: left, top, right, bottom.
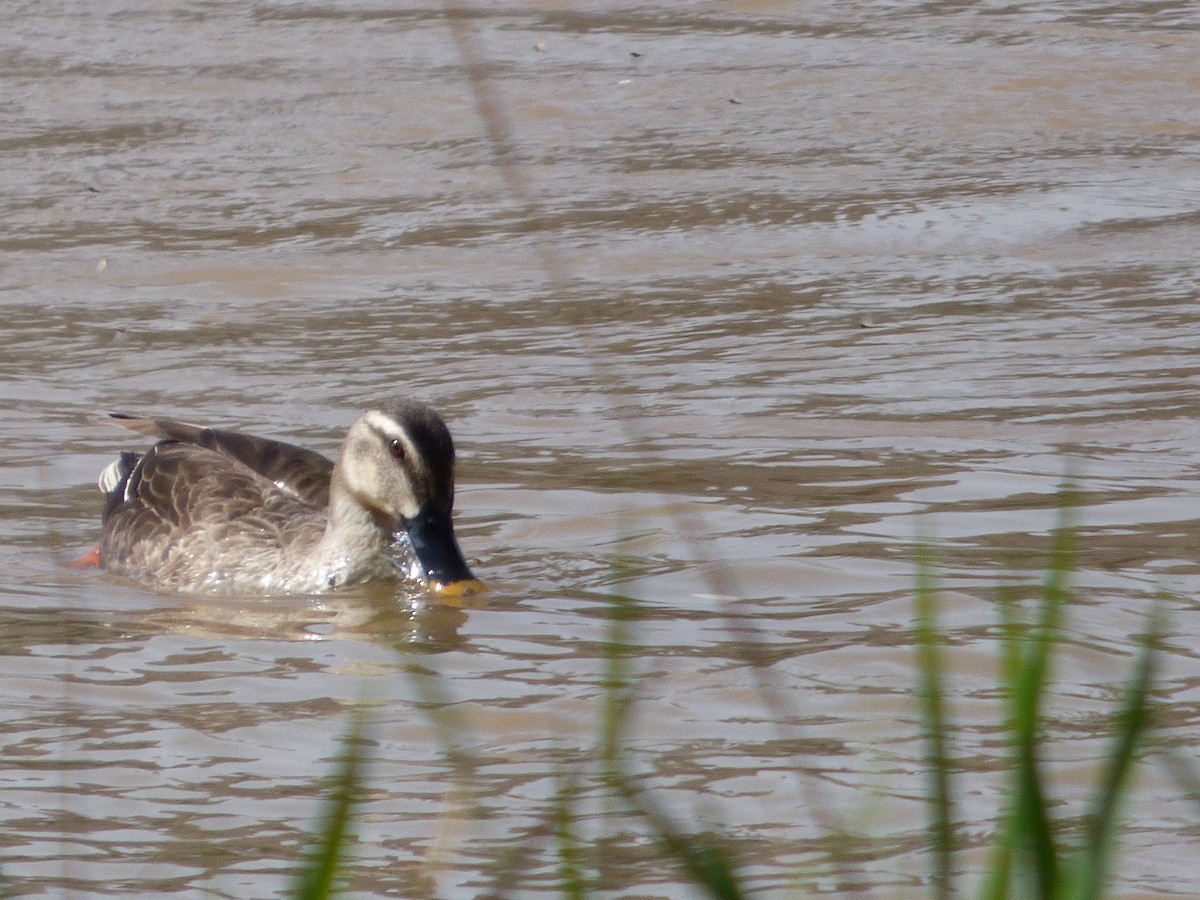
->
left=338, top=399, right=483, bottom=596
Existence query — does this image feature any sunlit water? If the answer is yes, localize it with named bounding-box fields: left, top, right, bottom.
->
left=3, top=2, right=1200, bottom=897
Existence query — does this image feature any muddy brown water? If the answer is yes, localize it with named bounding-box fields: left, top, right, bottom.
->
left=3, top=2, right=1200, bottom=897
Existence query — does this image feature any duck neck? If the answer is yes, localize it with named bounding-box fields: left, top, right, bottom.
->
left=319, top=467, right=397, bottom=565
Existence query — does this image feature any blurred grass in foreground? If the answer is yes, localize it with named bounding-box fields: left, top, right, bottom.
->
left=917, top=511, right=1163, bottom=900
left=291, top=709, right=366, bottom=900
left=293, top=513, right=1172, bottom=899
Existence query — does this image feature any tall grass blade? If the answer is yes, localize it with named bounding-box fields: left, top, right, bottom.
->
left=1069, top=606, right=1161, bottom=900
left=291, top=711, right=367, bottom=900
left=914, top=541, right=954, bottom=900
left=1007, top=509, right=1077, bottom=898
left=552, top=772, right=588, bottom=900
left=611, top=774, right=748, bottom=900
left=977, top=581, right=1024, bottom=900
left=632, top=816, right=746, bottom=900
left=599, top=591, right=639, bottom=779
left=1009, top=627, right=1059, bottom=898
left=400, top=658, right=489, bottom=896
left=599, top=592, right=748, bottom=900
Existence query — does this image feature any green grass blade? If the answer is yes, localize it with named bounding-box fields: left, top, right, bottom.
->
left=599, top=591, right=639, bottom=780
left=599, top=593, right=748, bottom=900
left=977, top=582, right=1023, bottom=900
left=552, top=771, right=588, bottom=900
left=291, top=711, right=367, bottom=900
left=1009, top=638, right=1059, bottom=897
left=616, top=782, right=748, bottom=900
left=654, top=828, right=746, bottom=900
left=1007, top=510, right=1078, bottom=898
left=914, top=542, right=954, bottom=900
left=1070, top=606, right=1161, bottom=900
left=976, top=831, right=1014, bottom=900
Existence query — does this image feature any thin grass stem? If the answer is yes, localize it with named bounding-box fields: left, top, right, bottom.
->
left=552, top=771, right=588, bottom=900
left=914, top=541, right=955, bottom=900
left=290, top=710, right=367, bottom=900
left=1070, top=606, right=1161, bottom=900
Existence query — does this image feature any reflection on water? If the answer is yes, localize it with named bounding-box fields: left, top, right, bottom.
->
left=3, top=1, right=1200, bottom=896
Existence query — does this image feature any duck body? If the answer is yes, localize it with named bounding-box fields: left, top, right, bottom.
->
left=98, top=399, right=481, bottom=596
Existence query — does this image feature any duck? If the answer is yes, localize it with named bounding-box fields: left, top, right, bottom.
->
left=96, top=399, right=483, bottom=596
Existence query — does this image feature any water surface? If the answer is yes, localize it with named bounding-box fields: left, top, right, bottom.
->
left=3, top=1, right=1200, bottom=896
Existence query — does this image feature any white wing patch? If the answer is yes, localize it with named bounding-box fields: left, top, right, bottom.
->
left=97, top=458, right=126, bottom=496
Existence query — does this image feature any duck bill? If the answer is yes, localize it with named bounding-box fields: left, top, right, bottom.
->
left=406, top=504, right=484, bottom=596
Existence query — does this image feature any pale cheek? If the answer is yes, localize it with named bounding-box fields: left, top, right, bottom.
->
left=343, top=446, right=374, bottom=487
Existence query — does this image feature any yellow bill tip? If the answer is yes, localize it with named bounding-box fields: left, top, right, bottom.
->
left=430, top=578, right=487, bottom=598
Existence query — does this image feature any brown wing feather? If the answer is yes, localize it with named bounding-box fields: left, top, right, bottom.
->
left=99, top=442, right=324, bottom=585
left=108, top=414, right=334, bottom=506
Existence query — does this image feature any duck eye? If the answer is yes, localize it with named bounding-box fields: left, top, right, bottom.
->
left=388, top=438, right=406, bottom=461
